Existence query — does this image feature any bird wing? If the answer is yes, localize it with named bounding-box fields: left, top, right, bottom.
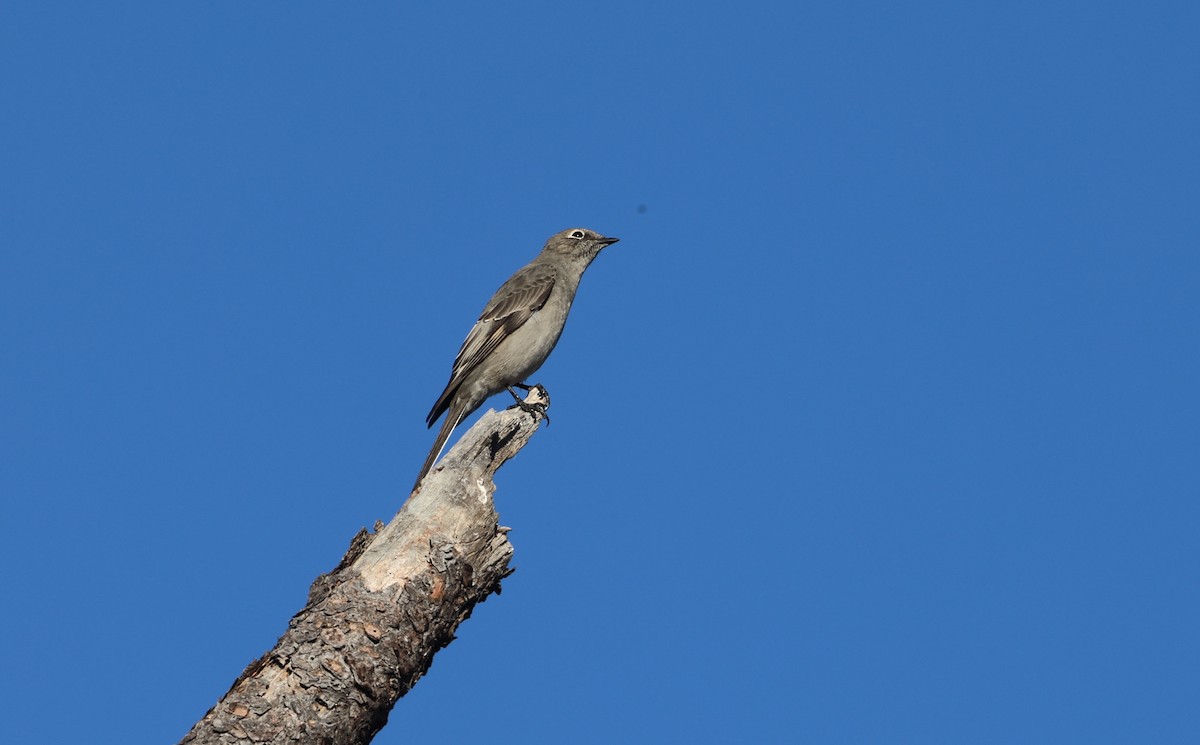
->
left=454, top=262, right=557, bottom=379
left=426, top=262, right=557, bottom=426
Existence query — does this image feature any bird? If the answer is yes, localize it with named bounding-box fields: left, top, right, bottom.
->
left=413, top=227, right=620, bottom=492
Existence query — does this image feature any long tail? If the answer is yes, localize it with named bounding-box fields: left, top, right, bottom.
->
left=412, top=403, right=466, bottom=493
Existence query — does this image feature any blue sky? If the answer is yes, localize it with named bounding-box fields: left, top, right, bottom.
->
left=2, top=2, right=1198, bottom=743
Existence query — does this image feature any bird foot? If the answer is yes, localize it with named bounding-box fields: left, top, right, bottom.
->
left=506, top=384, right=550, bottom=425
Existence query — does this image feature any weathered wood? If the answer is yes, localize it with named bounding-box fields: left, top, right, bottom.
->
left=179, top=390, right=548, bottom=745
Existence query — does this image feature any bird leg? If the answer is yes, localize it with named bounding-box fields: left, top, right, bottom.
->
left=506, top=384, right=550, bottom=425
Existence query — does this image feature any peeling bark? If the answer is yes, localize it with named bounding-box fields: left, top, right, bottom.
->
left=180, top=390, right=548, bottom=745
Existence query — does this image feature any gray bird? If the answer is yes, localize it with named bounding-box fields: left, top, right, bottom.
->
left=413, top=227, right=620, bottom=492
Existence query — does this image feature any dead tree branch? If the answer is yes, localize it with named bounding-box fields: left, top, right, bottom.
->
left=180, top=389, right=549, bottom=745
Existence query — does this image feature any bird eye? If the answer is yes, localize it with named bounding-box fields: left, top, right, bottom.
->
left=570, top=230, right=585, bottom=239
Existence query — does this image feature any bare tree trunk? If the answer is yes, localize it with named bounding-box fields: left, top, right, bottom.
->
left=179, top=390, right=549, bottom=745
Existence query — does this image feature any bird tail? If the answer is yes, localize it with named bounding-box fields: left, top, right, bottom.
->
left=412, top=404, right=466, bottom=493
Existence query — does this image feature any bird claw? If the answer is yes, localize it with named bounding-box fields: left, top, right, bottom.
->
left=508, top=399, right=549, bottom=424
left=506, top=384, right=550, bottom=425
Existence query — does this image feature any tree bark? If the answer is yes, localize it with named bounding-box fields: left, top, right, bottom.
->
left=179, top=389, right=549, bottom=745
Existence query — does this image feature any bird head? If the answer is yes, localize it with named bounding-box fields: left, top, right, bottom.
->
left=543, top=228, right=620, bottom=260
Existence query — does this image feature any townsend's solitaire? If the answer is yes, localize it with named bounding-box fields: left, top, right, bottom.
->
left=413, top=227, right=619, bottom=492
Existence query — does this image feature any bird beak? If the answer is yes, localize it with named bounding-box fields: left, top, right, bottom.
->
left=598, top=236, right=620, bottom=246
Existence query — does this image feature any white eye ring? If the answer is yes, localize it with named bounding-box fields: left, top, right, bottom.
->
left=570, top=230, right=585, bottom=239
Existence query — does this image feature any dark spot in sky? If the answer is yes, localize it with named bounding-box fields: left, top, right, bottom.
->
left=637, top=204, right=647, bottom=214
